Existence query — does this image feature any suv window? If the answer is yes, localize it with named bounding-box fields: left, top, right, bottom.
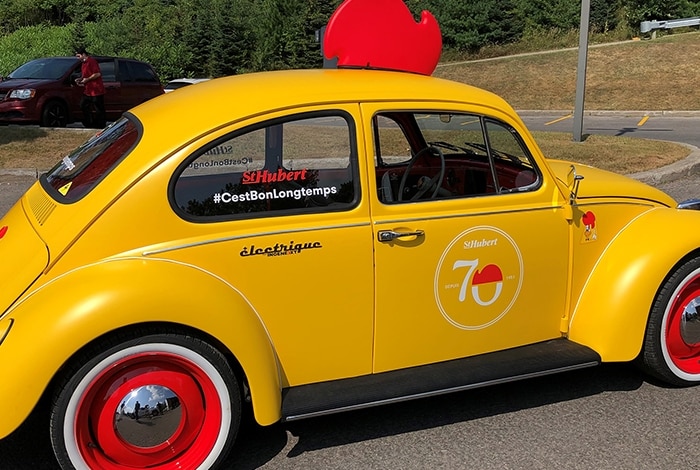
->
left=43, top=118, right=140, bottom=201
left=374, top=112, right=540, bottom=203
left=172, top=112, right=358, bottom=220
left=8, top=57, right=77, bottom=80
left=120, top=60, right=159, bottom=83
left=98, top=59, right=117, bottom=82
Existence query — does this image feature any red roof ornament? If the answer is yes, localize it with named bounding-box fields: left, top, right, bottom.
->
left=323, top=0, right=442, bottom=76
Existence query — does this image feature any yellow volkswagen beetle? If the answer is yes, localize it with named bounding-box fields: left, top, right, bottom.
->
left=2, top=65, right=700, bottom=470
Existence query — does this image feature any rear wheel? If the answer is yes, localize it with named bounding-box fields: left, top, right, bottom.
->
left=41, top=100, right=69, bottom=127
left=640, top=257, right=700, bottom=386
left=50, top=332, right=241, bottom=469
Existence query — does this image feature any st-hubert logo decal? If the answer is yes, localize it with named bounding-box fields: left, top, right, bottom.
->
left=581, top=210, right=597, bottom=243
left=434, top=226, right=523, bottom=330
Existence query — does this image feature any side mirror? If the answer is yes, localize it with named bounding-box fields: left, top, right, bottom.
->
left=567, top=165, right=584, bottom=205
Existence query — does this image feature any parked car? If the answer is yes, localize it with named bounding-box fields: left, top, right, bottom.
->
left=164, top=77, right=210, bottom=93
left=0, top=56, right=164, bottom=127
left=3, top=3, right=700, bottom=470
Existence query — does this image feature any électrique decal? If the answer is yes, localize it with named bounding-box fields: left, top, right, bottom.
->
left=240, top=241, right=323, bottom=258
left=434, top=226, right=523, bottom=330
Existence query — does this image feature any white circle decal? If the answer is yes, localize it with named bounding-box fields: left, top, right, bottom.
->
left=434, top=226, right=523, bottom=330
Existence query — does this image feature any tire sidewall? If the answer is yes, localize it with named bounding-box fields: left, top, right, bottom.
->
left=51, top=334, right=240, bottom=470
left=41, top=100, right=68, bottom=127
left=659, top=265, right=700, bottom=383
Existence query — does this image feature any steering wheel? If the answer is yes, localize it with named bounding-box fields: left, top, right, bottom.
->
left=398, top=146, right=446, bottom=201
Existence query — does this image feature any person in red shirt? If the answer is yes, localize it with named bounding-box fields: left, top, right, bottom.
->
left=75, top=47, right=106, bottom=128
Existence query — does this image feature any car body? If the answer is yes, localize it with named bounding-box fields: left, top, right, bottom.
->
left=164, top=77, right=210, bottom=92
left=2, top=67, right=700, bottom=468
left=0, top=56, right=164, bottom=127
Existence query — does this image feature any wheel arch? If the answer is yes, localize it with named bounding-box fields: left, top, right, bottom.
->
left=0, top=258, right=283, bottom=440
left=47, top=320, right=250, bottom=402
left=568, top=208, right=700, bottom=362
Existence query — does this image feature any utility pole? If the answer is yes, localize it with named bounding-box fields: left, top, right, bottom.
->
left=573, top=0, right=591, bottom=142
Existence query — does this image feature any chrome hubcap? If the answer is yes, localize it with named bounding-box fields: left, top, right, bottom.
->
left=114, top=385, right=182, bottom=448
left=681, top=297, right=700, bottom=346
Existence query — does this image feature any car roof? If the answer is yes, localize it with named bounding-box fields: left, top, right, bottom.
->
left=132, top=68, right=515, bottom=150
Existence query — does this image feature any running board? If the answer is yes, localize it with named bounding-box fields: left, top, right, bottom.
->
left=282, top=338, right=599, bottom=421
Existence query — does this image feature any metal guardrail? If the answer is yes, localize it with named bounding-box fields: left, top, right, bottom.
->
left=640, top=17, right=700, bottom=34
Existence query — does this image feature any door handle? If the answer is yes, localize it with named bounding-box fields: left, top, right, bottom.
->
left=377, top=230, right=425, bottom=242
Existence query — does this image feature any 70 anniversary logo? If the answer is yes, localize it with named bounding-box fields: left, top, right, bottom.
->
left=434, top=226, right=523, bottom=330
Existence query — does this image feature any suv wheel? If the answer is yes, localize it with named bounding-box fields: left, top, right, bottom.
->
left=41, top=100, right=69, bottom=127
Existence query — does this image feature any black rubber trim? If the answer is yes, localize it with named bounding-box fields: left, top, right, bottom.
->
left=282, top=338, right=600, bottom=421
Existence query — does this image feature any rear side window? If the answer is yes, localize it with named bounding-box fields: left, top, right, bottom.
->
left=120, top=60, right=159, bottom=83
left=98, top=60, right=117, bottom=82
left=42, top=118, right=140, bottom=202
left=171, top=112, right=358, bottom=220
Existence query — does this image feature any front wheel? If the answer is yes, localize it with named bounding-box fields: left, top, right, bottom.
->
left=50, top=332, right=241, bottom=469
left=639, top=257, right=700, bottom=386
left=41, top=100, right=69, bottom=127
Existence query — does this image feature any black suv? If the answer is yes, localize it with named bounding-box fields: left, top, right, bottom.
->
left=0, top=56, right=164, bottom=127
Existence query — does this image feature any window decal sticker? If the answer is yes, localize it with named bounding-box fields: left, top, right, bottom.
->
left=434, top=226, right=524, bottom=330
left=58, top=182, right=72, bottom=196
left=61, top=156, right=76, bottom=171
left=187, top=157, right=253, bottom=171
left=242, top=169, right=309, bottom=185
left=213, top=185, right=338, bottom=204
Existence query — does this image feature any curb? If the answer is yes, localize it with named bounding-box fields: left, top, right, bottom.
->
left=0, top=168, right=41, bottom=177
left=628, top=143, right=700, bottom=184
left=517, top=109, right=700, bottom=118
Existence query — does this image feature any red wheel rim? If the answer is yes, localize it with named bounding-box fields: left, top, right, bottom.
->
left=72, top=349, right=225, bottom=469
left=665, top=273, right=700, bottom=375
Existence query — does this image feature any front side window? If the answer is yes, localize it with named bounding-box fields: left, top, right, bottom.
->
left=172, top=112, right=358, bottom=220
left=374, top=112, right=540, bottom=203
left=42, top=118, right=140, bottom=202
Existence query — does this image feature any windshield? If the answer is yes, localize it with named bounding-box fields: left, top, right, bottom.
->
left=8, top=57, right=78, bottom=80
left=43, top=118, right=140, bottom=202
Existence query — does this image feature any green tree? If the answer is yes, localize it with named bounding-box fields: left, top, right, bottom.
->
left=591, top=0, right=623, bottom=33
left=516, top=0, right=580, bottom=31
left=409, top=0, right=524, bottom=53
left=185, top=0, right=257, bottom=77
left=624, top=0, right=686, bottom=26
left=0, top=24, right=74, bottom=74
left=250, top=0, right=339, bottom=71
